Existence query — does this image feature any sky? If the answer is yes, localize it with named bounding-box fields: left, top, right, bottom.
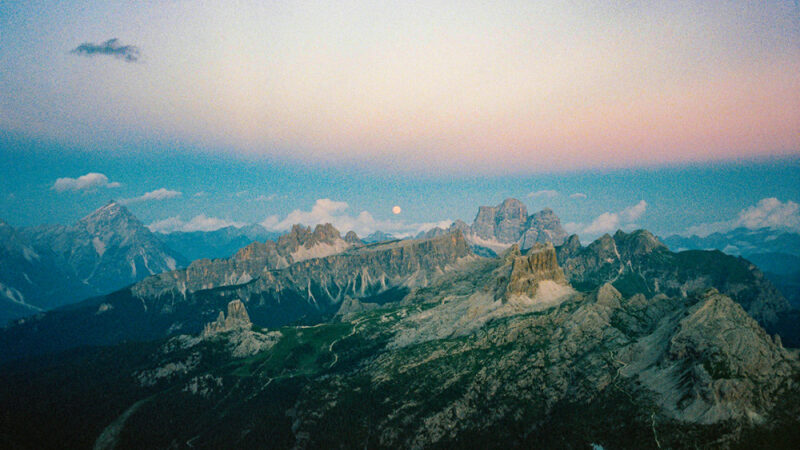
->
left=1, top=1, right=799, bottom=240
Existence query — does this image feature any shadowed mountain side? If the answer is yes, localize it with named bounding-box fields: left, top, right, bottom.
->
left=157, top=224, right=282, bottom=261
left=556, top=230, right=792, bottom=337
left=1, top=251, right=796, bottom=449
left=0, top=231, right=472, bottom=363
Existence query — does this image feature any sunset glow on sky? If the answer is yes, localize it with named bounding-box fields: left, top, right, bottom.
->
left=2, top=1, right=798, bottom=172
left=1, top=1, right=798, bottom=238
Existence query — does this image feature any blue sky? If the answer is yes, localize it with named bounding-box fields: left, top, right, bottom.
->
left=1, top=131, right=798, bottom=240
left=1, top=1, right=798, bottom=240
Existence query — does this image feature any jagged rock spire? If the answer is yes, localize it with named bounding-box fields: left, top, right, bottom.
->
left=203, top=300, right=252, bottom=336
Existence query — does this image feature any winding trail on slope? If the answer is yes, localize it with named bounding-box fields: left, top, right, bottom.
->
left=328, top=317, right=366, bottom=369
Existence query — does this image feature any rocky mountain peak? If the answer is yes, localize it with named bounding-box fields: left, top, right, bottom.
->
left=80, top=201, right=139, bottom=230
left=275, top=223, right=354, bottom=264
left=592, top=282, right=623, bottom=307
left=343, top=231, right=363, bottom=245
left=14, top=202, right=187, bottom=299
left=203, top=300, right=252, bottom=336
left=279, top=223, right=342, bottom=251
left=364, top=231, right=396, bottom=243
left=521, top=207, right=568, bottom=248
left=585, top=233, right=618, bottom=258
left=311, top=223, right=341, bottom=244
left=560, top=234, right=582, bottom=253
left=448, top=220, right=470, bottom=234
left=499, top=197, right=526, bottom=210
left=503, top=242, right=568, bottom=301
left=613, top=229, right=667, bottom=257
left=467, top=198, right=568, bottom=252
left=234, top=240, right=278, bottom=260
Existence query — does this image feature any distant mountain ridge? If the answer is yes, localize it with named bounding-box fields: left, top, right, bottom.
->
left=0, top=226, right=472, bottom=362
left=662, top=227, right=800, bottom=309
left=157, top=224, right=281, bottom=261
left=20, top=201, right=188, bottom=294
left=662, top=227, right=800, bottom=257
left=0, top=219, right=94, bottom=324
left=417, top=198, right=568, bottom=255
left=0, top=202, right=189, bottom=324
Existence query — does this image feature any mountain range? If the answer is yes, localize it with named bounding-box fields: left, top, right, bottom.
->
left=157, top=224, right=282, bottom=261
left=1, top=198, right=798, bottom=448
left=415, top=198, right=568, bottom=256
left=0, top=202, right=188, bottom=324
left=663, top=227, right=800, bottom=308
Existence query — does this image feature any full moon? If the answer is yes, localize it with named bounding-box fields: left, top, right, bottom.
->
left=392, top=205, right=402, bottom=215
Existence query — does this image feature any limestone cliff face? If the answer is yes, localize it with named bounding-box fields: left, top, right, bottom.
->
left=420, top=199, right=568, bottom=254
left=520, top=208, right=568, bottom=248
left=472, top=198, right=528, bottom=242
left=129, top=229, right=472, bottom=330
left=132, top=223, right=360, bottom=299
left=469, top=198, right=568, bottom=251
left=203, top=300, right=251, bottom=336
left=505, top=243, right=567, bottom=300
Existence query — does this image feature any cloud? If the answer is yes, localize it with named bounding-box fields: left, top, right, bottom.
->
left=148, top=214, right=247, bottom=233
left=52, top=172, right=121, bottom=192
left=621, top=200, right=647, bottom=222
left=737, top=198, right=799, bottom=230
left=684, top=198, right=800, bottom=237
left=260, top=198, right=451, bottom=238
left=71, top=38, right=140, bottom=62
left=569, top=193, right=587, bottom=199
left=582, top=212, right=621, bottom=235
left=254, top=194, right=277, bottom=202
left=120, top=188, right=181, bottom=204
left=527, top=190, right=559, bottom=199
left=570, top=200, right=648, bottom=236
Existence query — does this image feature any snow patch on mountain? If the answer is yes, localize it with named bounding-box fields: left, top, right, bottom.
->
left=92, top=237, right=106, bottom=257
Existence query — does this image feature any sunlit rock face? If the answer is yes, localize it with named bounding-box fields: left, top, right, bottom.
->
left=419, top=198, right=569, bottom=255
left=473, top=198, right=529, bottom=242
left=0, top=227, right=475, bottom=362
left=505, top=243, right=568, bottom=300
left=203, top=300, right=252, bottom=336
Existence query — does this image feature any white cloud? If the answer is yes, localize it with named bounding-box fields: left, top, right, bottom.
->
left=582, top=212, right=621, bottom=235
left=737, top=198, right=799, bottom=230
left=527, top=190, right=559, bottom=199
left=684, top=198, right=800, bottom=237
left=52, top=172, right=121, bottom=192
left=260, top=198, right=451, bottom=238
left=121, top=188, right=182, bottom=204
left=569, top=193, right=587, bottom=199
left=621, top=200, right=647, bottom=222
left=571, top=200, right=648, bottom=237
left=254, top=194, right=277, bottom=202
left=148, top=214, right=246, bottom=233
